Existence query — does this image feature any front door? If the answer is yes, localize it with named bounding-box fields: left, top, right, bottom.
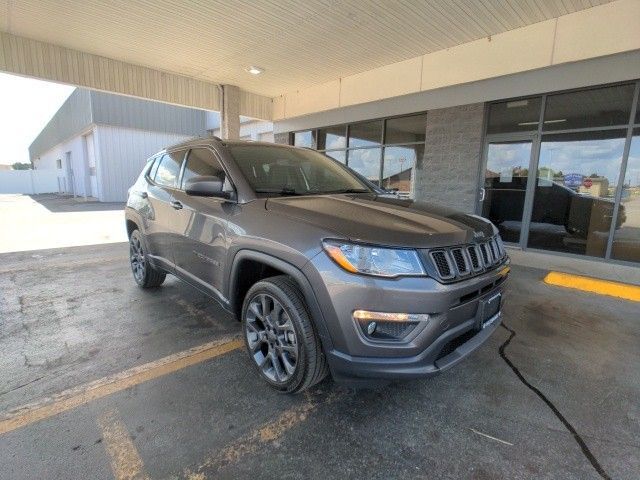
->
left=171, top=147, right=231, bottom=298
left=480, top=137, right=536, bottom=245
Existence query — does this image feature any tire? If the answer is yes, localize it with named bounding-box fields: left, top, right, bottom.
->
left=241, top=275, right=329, bottom=393
left=129, top=229, right=166, bottom=288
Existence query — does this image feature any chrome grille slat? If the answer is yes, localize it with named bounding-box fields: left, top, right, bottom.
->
left=426, top=235, right=506, bottom=282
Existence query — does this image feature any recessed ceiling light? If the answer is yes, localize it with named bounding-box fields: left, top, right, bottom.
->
left=246, top=66, right=264, bottom=75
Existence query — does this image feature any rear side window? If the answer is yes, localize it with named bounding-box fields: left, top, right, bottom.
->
left=153, top=151, right=185, bottom=188
left=181, top=148, right=227, bottom=189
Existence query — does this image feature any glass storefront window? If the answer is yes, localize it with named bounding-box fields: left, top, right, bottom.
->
left=543, top=84, right=635, bottom=131
left=486, top=97, right=542, bottom=134
left=611, top=128, right=640, bottom=263
left=385, top=114, right=427, bottom=144
left=482, top=141, right=533, bottom=244
left=347, top=148, right=382, bottom=185
left=349, top=121, right=382, bottom=148
left=317, top=126, right=346, bottom=150
left=324, top=150, right=346, bottom=164
left=527, top=130, right=626, bottom=257
left=382, top=145, right=422, bottom=197
left=293, top=130, right=314, bottom=148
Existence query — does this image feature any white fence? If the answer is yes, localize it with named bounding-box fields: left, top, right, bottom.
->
left=0, top=170, right=59, bottom=194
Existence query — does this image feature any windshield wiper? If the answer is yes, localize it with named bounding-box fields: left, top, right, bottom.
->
left=323, top=188, right=371, bottom=194
left=254, top=187, right=306, bottom=196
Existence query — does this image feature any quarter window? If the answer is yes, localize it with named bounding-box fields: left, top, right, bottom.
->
left=153, top=151, right=185, bottom=188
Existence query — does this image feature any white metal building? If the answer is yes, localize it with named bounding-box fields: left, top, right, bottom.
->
left=29, top=89, right=211, bottom=202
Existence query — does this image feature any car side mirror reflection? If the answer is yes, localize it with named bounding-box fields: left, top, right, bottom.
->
left=185, top=175, right=231, bottom=199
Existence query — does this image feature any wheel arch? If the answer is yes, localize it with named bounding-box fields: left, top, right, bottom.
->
left=228, top=250, right=334, bottom=352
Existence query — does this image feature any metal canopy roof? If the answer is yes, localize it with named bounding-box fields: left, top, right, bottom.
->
left=0, top=0, right=614, bottom=97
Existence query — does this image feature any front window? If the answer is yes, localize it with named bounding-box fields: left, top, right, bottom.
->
left=228, top=145, right=371, bottom=196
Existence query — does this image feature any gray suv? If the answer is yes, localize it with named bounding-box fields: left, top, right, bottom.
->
left=125, top=138, right=509, bottom=393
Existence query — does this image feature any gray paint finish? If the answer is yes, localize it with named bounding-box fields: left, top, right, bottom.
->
left=29, top=89, right=209, bottom=160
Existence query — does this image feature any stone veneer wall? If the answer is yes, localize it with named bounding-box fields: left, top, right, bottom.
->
left=413, top=103, right=485, bottom=213
left=274, top=132, right=289, bottom=144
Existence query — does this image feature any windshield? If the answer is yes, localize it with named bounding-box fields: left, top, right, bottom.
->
left=227, top=145, right=373, bottom=196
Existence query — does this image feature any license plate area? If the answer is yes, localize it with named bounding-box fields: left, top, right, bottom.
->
left=480, top=293, right=501, bottom=329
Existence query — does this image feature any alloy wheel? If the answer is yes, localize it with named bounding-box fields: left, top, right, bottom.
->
left=129, top=235, right=146, bottom=282
left=245, top=293, right=299, bottom=383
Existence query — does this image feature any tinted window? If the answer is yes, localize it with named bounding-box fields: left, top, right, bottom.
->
left=228, top=145, right=369, bottom=195
left=527, top=130, right=626, bottom=258
left=487, top=97, right=542, bottom=134
left=543, top=84, right=635, bottom=131
left=349, top=121, right=382, bottom=147
left=181, top=148, right=226, bottom=189
left=347, top=148, right=382, bottom=184
left=385, top=114, right=427, bottom=144
left=611, top=128, right=640, bottom=263
left=153, top=151, right=185, bottom=188
left=293, top=131, right=314, bottom=148
left=317, top=126, right=346, bottom=150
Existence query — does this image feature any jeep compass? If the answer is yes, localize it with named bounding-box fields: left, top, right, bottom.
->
left=125, top=138, right=509, bottom=393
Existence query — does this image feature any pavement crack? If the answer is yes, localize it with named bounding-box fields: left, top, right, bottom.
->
left=499, top=322, right=612, bottom=480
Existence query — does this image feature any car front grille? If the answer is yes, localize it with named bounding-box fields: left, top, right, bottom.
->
left=423, top=236, right=507, bottom=283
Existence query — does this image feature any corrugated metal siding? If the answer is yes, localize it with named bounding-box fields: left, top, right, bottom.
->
left=90, top=91, right=208, bottom=137
left=30, top=88, right=210, bottom=160
left=95, top=125, right=193, bottom=202
left=29, top=89, right=92, bottom=161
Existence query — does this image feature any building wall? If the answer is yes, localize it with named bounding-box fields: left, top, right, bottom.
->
left=33, top=132, right=91, bottom=197
left=29, top=89, right=92, bottom=162
left=414, top=104, right=485, bottom=213
left=95, top=125, right=194, bottom=202
left=90, top=91, right=208, bottom=137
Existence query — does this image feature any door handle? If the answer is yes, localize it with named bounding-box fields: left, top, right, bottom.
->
left=171, top=201, right=183, bottom=210
left=479, top=187, right=486, bottom=202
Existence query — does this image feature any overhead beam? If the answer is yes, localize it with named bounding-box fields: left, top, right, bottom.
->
left=0, top=31, right=272, bottom=120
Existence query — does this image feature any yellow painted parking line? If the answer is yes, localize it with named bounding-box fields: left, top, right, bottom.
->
left=189, top=390, right=341, bottom=477
left=98, top=409, right=150, bottom=480
left=544, top=272, right=640, bottom=302
left=0, top=336, right=243, bottom=435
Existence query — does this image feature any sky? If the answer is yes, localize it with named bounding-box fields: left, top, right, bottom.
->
left=0, top=73, right=75, bottom=165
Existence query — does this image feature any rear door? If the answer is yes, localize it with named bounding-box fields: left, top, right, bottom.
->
left=170, top=147, right=232, bottom=298
left=144, top=149, right=187, bottom=268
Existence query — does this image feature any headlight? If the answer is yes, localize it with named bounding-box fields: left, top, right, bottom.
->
left=322, top=240, right=426, bottom=277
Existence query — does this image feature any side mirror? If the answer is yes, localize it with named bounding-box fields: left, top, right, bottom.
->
left=185, top=175, right=231, bottom=199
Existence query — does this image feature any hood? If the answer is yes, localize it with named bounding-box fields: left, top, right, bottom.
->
left=265, top=194, right=496, bottom=248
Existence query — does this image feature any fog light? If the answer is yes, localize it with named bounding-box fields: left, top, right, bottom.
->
left=367, top=322, right=377, bottom=335
left=353, top=310, right=430, bottom=323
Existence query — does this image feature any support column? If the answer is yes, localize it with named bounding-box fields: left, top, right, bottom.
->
left=221, top=85, right=241, bottom=140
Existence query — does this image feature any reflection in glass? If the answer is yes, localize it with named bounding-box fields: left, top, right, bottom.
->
left=382, top=145, right=422, bottom=198
left=294, top=130, right=314, bottom=148
left=527, top=130, right=626, bottom=257
left=482, top=141, right=533, bottom=243
left=349, top=121, right=382, bottom=148
left=543, top=84, right=635, bottom=131
left=385, top=114, right=427, bottom=144
left=324, top=150, right=346, bottom=164
left=611, top=129, right=640, bottom=263
left=486, top=97, right=542, bottom=134
left=347, top=148, right=382, bottom=185
left=317, top=126, right=346, bottom=150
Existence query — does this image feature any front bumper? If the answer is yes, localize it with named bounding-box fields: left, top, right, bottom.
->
left=302, top=252, right=509, bottom=381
